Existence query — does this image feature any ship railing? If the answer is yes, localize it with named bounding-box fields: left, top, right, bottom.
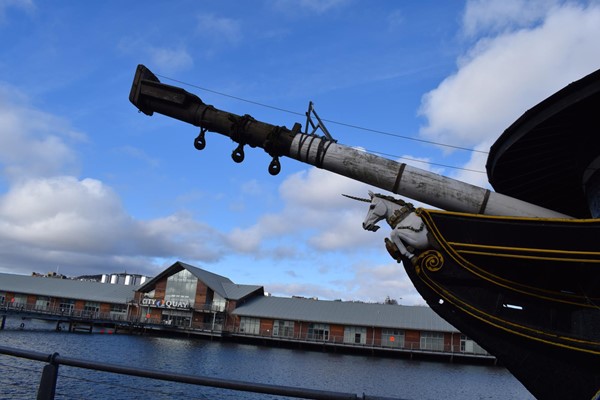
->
left=0, top=344, right=405, bottom=400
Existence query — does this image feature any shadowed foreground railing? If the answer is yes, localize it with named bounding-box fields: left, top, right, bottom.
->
left=0, top=345, right=406, bottom=400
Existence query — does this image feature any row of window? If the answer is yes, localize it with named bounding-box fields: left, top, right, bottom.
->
left=237, top=318, right=484, bottom=354
left=0, top=294, right=127, bottom=316
left=239, top=318, right=445, bottom=349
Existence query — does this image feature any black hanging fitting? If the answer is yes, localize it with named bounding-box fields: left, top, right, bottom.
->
left=232, top=143, right=245, bottom=163
left=194, top=127, right=207, bottom=150
left=268, top=156, right=281, bottom=175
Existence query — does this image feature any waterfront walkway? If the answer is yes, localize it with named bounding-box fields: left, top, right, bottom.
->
left=1, top=304, right=496, bottom=365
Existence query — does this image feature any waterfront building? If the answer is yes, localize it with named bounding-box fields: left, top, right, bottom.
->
left=231, top=295, right=462, bottom=351
left=0, top=272, right=138, bottom=321
left=0, top=261, right=488, bottom=359
left=131, top=261, right=263, bottom=331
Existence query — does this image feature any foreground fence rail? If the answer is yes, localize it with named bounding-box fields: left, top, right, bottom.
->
left=0, top=345, right=406, bottom=400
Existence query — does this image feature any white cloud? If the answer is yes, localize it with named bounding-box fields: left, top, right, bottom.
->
left=225, top=167, right=384, bottom=255
left=0, top=176, right=227, bottom=262
left=148, top=46, right=194, bottom=74
left=349, top=261, right=425, bottom=305
left=419, top=2, right=600, bottom=179
left=0, top=86, right=229, bottom=276
left=386, top=9, right=403, bottom=31
left=263, top=259, right=424, bottom=304
left=0, top=0, right=35, bottom=22
left=271, top=0, right=349, bottom=15
left=462, top=0, right=559, bottom=37
left=117, top=38, right=193, bottom=74
left=280, top=167, right=366, bottom=208
left=0, top=84, right=82, bottom=182
left=196, top=13, right=242, bottom=45
left=114, top=146, right=160, bottom=168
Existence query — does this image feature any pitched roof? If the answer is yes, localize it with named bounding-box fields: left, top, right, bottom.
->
left=0, top=273, right=138, bottom=304
left=184, top=263, right=262, bottom=300
left=232, top=296, right=457, bottom=332
left=222, top=282, right=263, bottom=300
left=136, top=261, right=263, bottom=301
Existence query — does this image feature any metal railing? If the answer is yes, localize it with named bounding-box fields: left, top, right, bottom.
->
left=231, top=329, right=492, bottom=358
left=1, top=303, right=128, bottom=322
left=0, top=345, right=405, bottom=400
left=2, top=304, right=491, bottom=359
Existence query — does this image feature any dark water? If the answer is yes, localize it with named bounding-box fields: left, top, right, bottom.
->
left=0, top=325, right=534, bottom=399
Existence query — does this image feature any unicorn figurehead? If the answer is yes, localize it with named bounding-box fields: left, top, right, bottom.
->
left=344, top=191, right=429, bottom=261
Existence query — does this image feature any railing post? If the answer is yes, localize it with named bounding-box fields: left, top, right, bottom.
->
left=37, top=352, right=60, bottom=400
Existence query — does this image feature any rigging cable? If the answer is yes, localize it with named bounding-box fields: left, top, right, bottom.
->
left=156, top=74, right=488, bottom=174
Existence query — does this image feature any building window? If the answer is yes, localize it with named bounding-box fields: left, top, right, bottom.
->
left=420, top=331, right=444, bottom=351
left=273, top=320, right=295, bottom=338
left=212, top=293, right=226, bottom=312
left=111, top=304, right=127, bottom=313
left=11, top=294, right=27, bottom=308
left=110, top=304, right=127, bottom=320
left=0, top=292, right=5, bottom=305
left=165, top=269, right=197, bottom=308
left=161, top=309, right=192, bottom=327
left=84, top=302, right=100, bottom=317
left=381, top=329, right=405, bottom=348
left=35, top=296, right=50, bottom=310
left=59, top=299, right=75, bottom=313
left=240, top=317, right=260, bottom=335
left=460, top=335, right=488, bottom=354
left=344, top=326, right=367, bottom=344
left=307, top=323, right=330, bottom=341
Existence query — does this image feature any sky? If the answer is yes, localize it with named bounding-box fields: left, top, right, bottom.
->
left=1, top=0, right=600, bottom=305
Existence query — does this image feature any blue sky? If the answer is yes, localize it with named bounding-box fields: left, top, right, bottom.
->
left=1, top=0, right=600, bottom=304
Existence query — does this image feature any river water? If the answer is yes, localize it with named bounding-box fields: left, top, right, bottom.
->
left=0, top=325, right=534, bottom=400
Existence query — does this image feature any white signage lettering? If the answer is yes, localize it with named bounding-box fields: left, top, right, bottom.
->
left=140, top=298, right=189, bottom=309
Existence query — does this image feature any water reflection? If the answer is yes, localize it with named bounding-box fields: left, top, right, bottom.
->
left=0, top=330, right=534, bottom=399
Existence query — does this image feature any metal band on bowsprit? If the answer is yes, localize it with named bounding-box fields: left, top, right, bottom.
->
left=315, top=139, right=334, bottom=169
left=392, top=163, right=406, bottom=194
left=478, top=190, right=491, bottom=214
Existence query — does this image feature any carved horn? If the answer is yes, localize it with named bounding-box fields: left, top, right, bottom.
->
left=342, top=194, right=371, bottom=203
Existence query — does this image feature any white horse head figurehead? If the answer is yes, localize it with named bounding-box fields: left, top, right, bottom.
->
left=343, top=191, right=391, bottom=232
left=343, top=192, right=429, bottom=261
left=363, top=191, right=389, bottom=232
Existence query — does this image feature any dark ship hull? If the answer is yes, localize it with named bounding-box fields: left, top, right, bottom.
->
left=405, top=210, right=600, bottom=400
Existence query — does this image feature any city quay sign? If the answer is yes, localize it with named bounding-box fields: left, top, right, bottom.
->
left=140, top=298, right=189, bottom=309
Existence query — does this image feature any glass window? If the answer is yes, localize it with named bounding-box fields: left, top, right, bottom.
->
left=59, top=299, right=75, bottom=313
left=382, top=329, right=405, bottom=348
left=307, top=323, right=330, bottom=341
left=420, top=331, right=445, bottom=351
left=344, top=326, right=367, bottom=344
left=165, top=269, right=197, bottom=307
left=109, top=304, right=127, bottom=321
left=0, top=292, right=5, bottom=305
left=273, top=320, right=295, bottom=338
left=11, top=294, right=27, bottom=308
left=111, top=304, right=127, bottom=313
left=84, top=302, right=100, bottom=317
left=212, top=293, right=226, bottom=311
left=240, top=317, right=260, bottom=335
left=35, top=296, right=50, bottom=310
left=161, top=309, right=192, bottom=327
left=460, top=335, right=488, bottom=355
